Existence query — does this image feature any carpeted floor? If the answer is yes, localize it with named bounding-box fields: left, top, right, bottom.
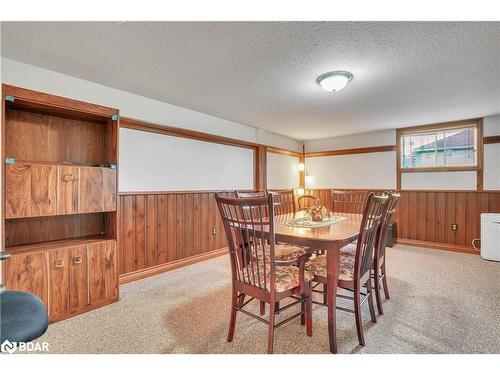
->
left=34, top=245, right=500, bottom=354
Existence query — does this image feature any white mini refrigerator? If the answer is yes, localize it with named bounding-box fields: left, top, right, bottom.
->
left=480, top=213, right=500, bottom=261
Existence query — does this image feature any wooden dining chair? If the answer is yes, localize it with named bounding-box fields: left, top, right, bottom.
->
left=235, top=191, right=266, bottom=198
left=297, top=194, right=318, bottom=210
left=331, top=190, right=369, bottom=214
left=215, top=194, right=313, bottom=353
left=373, top=192, right=400, bottom=315
left=267, top=189, right=296, bottom=215
left=306, top=193, right=389, bottom=347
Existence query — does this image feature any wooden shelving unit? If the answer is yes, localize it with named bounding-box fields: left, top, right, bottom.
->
left=2, top=84, right=120, bottom=322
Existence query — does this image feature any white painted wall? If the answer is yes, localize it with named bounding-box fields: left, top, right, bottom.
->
left=120, top=128, right=253, bottom=191
left=306, top=152, right=397, bottom=190
left=266, top=152, right=299, bottom=189
left=305, top=129, right=396, bottom=152
left=401, top=171, right=477, bottom=190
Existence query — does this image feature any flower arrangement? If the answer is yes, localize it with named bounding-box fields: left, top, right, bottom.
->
left=305, top=204, right=330, bottom=222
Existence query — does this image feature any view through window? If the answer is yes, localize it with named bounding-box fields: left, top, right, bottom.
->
left=401, top=125, right=477, bottom=169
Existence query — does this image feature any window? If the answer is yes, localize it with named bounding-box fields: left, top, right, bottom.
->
left=399, top=121, right=481, bottom=171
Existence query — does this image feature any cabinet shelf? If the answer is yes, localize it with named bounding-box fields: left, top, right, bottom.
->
left=6, top=235, right=115, bottom=255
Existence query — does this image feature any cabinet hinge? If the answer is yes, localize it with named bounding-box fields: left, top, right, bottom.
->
left=111, top=114, right=119, bottom=121
left=5, top=95, right=15, bottom=102
left=5, top=157, right=15, bottom=164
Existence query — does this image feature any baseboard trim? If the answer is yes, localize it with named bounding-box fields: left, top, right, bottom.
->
left=395, top=238, right=479, bottom=255
left=119, top=247, right=229, bottom=284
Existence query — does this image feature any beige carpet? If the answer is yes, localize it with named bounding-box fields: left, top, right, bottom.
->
left=34, top=245, right=500, bottom=354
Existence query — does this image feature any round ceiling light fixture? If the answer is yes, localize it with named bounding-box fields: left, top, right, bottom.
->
left=316, top=71, right=353, bottom=92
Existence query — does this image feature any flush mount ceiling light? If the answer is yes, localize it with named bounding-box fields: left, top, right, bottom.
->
left=317, top=71, right=353, bottom=92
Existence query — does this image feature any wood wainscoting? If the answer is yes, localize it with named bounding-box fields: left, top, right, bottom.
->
left=310, top=189, right=500, bottom=254
left=118, top=191, right=229, bottom=283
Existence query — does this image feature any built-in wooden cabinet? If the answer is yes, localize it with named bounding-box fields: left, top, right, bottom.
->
left=5, top=162, right=58, bottom=218
left=2, top=84, right=120, bottom=323
left=3, top=239, right=117, bottom=322
left=5, top=163, right=116, bottom=219
left=88, top=241, right=118, bottom=304
left=2, top=251, right=49, bottom=307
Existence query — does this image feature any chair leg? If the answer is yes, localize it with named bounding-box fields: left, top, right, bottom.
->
left=227, top=290, right=239, bottom=342
left=275, top=301, right=280, bottom=314
left=300, top=293, right=306, bottom=326
left=366, top=279, right=377, bottom=324
left=381, top=263, right=390, bottom=299
left=306, top=283, right=313, bottom=337
left=260, top=301, right=265, bottom=316
left=374, top=266, right=384, bottom=315
left=323, top=283, right=328, bottom=305
left=268, top=298, right=276, bottom=354
left=354, top=286, right=365, bottom=347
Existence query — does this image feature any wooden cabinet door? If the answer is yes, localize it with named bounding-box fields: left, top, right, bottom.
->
left=58, top=166, right=79, bottom=215
left=3, top=252, right=49, bottom=309
left=102, top=168, right=117, bottom=211
left=68, top=246, right=88, bottom=310
left=79, top=167, right=104, bottom=213
left=88, top=241, right=118, bottom=304
left=5, top=162, right=58, bottom=218
left=48, top=248, right=70, bottom=317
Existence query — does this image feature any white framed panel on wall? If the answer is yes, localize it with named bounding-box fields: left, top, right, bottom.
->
left=119, top=128, right=254, bottom=191
left=266, top=152, right=300, bottom=189
left=306, top=152, right=397, bottom=189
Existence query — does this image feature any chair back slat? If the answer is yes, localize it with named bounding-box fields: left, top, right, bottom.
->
left=297, top=194, right=318, bottom=210
left=374, top=192, right=400, bottom=261
left=268, top=189, right=296, bottom=215
left=354, top=193, right=389, bottom=280
left=216, top=194, right=276, bottom=292
left=332, top=190, right=368, bottom=214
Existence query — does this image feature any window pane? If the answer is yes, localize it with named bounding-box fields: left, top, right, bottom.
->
left=402, top=133, right=437, bottom=168
left=442, top=128, right=476, bottom=166
left=401, top=125, right=477, bottom=169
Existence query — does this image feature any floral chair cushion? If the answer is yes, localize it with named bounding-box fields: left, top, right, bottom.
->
left=305, top=254, right=355, bottom=281
left=242, top=262, right=313, bottom=292
left=339, top=243, right=357, bottom=256
left=252, top=244, right=307, bottom=263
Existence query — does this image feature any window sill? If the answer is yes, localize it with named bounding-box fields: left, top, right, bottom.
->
left=400, top=166, right=479, bottom=173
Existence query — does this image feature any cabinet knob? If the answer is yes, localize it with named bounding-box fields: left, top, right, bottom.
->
left=73, top=255, right=83, bottom=264
left=55, top=259, right=64, bottom=268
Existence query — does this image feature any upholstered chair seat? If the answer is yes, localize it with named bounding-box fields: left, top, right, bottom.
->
left=305, top=254, right=355, bottom=281
left=252, top=244, right=307, bottom=263
left=242, top=262, right=314, bottom=293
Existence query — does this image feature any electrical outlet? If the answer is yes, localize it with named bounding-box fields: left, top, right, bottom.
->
left=212, top=227, right=217, bottom=236
left=451, top=223, right=458, bottom=231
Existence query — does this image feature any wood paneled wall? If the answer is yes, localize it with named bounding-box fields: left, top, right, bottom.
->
left=118, top=192, right=228, bottom=277
left=311, top=189, right=500, bottom=254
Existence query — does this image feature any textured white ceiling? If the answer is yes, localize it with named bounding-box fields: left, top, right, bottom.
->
left=1, top=22, right=499, bottom=140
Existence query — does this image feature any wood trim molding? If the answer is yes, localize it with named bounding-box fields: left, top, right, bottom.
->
left=119, top=247, right=228, bottom=284
left=120, top=116, right=260, bottom=150
left=118, top=190, right=252, bottom=196
left=396, top=238, right=479, bottom=255
left=305, top=145, right=396, bottom=158
left=2, top=84, right=117, bottom=118
left=397, top=118, right=482, bottom=135
left=483, top=135, right=500, bottom=144
left=254, top=146, right=267, bottom=191
left=267, top=146, right=302, bottom=158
